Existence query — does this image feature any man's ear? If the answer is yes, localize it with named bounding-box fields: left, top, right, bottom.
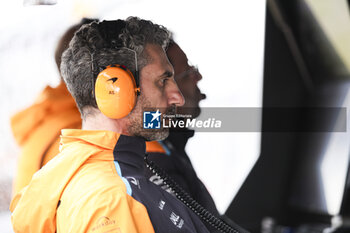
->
left=94, top=65, right=139, bottom=119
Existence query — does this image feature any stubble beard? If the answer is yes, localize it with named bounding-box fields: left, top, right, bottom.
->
left=126, top=94, right=170, bottom=141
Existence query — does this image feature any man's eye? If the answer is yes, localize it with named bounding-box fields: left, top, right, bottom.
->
left=161, top=78, right=169, bottom=85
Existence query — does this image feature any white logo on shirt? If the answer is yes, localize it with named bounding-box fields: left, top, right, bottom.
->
left=170, top=212, right=184, bottom=229
left=125, top=176, right=140, bottom=189
left=149, top=175, right=173, bottom=194
left=158, top=200, right=166, bottom=210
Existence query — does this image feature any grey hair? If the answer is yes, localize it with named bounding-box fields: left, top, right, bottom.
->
left=60, top=16, right=171, bottom=118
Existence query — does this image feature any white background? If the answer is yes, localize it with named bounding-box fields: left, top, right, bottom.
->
left=0, top=0, right=266, bottom=231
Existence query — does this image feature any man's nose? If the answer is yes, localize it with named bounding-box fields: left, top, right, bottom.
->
left=167, top=81, right=185, bottom=107
left=193, top=69, right=202, bottom=82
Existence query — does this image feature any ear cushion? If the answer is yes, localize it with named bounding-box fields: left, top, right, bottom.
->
left=95, top=65, right=138, bottom=119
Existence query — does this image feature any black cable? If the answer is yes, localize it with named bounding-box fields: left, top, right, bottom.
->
left=145, top=154, right=243, bottom=233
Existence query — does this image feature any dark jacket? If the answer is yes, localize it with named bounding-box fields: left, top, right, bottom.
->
left=148, top=129, right=219, bottom=215
left=147, top=129, right=249, bottom=233
left=147, top=129, right=220, bottom=233
left=114, top=132, right=211, bottom=233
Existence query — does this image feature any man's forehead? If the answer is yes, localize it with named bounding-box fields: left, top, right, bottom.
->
left=141, top=44, right=174, bottom=77
left=167, top=43, right=188, bottom=65
left=144, top=44, right=165, bottom=59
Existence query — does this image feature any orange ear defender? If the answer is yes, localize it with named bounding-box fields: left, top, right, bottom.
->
left=95, top=64, right=140, bottom=119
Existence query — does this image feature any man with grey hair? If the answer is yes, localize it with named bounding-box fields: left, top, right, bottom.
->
left=10, top=17, right=213, bottom=233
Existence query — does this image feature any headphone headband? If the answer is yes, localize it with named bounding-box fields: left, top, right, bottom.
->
left=96, top=20, right=126, bottom=48
left=92, top=20, right=139, bottom=86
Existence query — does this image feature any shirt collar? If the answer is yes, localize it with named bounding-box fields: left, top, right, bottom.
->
left=60, top=129, right=120, bottom=151
left=113, top=134, right=146, bottom=168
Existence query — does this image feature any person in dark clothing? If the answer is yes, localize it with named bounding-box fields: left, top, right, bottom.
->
left=147, top=40, right=218, bottom=213
left=147, top=41, right=249, bottom=233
